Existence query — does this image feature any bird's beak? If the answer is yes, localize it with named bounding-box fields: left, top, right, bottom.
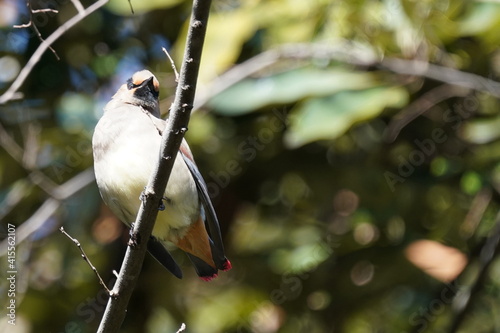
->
left=145, top=76, right=159, bottom=94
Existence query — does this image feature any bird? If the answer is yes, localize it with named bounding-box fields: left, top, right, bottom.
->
left=92, top=69, right=231, bottom=280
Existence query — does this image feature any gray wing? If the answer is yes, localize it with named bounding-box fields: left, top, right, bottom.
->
left=180, top=152, right=228, bottom=270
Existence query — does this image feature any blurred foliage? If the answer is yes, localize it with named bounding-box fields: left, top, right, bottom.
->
left=2, top=0, right=500, bottom=332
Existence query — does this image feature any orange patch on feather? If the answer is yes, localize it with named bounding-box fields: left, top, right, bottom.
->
left=175, top=217, right=215, bottom=268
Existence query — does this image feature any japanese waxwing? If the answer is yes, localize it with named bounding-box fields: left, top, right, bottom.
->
left=92, top=70, right=231, bottom=280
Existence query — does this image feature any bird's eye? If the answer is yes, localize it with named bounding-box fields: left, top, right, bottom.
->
left=126, top=78, right=139, bottom=90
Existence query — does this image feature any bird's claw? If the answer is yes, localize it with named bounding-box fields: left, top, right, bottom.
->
left=140, top=188, right=169, bottom=211
left=159, top=196, right=170, bottom=211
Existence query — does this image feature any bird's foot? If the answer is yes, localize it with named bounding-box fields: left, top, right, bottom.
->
left=140, top=188, right=169, bottom=211
left=158, top=196, right=171, bottom=211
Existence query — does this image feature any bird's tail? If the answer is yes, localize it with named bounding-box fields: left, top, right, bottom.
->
left=175, top=217, right=231, bottom=280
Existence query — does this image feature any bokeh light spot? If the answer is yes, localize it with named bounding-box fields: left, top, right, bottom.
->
left=350, top=260, right=374, bottom=286
left=0, top=56, right=20, bottom=82
left=307, top=290, right=331, bottom=310
left=354, top=222, right=379, bottom=245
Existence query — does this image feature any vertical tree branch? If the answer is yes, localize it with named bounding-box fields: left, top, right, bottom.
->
left=96, top=1, right=212, bottom=331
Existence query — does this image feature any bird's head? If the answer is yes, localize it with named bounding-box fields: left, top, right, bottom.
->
left=113, top=70, right=160, bottom=117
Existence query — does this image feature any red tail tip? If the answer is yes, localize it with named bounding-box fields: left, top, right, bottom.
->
left=200, top=273, right=218, bottom=282
left=199, top=260, right=232, bottom=281
left=222, top=259, right=232, bottom=271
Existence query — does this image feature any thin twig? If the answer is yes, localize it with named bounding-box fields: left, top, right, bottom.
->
left=0, top=198, right=59, bottom=254
left=384, top=84, right=471, bottom=142
left=194, top=42, right=500, bottom=110
left=0, top=121, right=23, bottom=162
left=380, top=57, right=500, bottom=98
left=127, top=0, right=135, bottom=14
left=194, top=42, right=381, bottom=109
left=0, top=0, right=109, bottom=105
left=28, top=171, right=59, bottom=197
left=26, top=1, right=60, bottom=60
left=176, top=323, right=186, bottom=333
left=31, top=9, right=59, bottom=13
left=70, top=0, right=85, bottom=14
left=162, top=47, right=180, bottom=81
left=52, top=167, right=95, bottom=199
left=0, top=168, right=95, bottom=256
left=460, top=188, right=492, bottom=239
left=0, top=180, right=32, bottom=221
left=13, top=22, right=32, bottom=29
left=21, top=122, right=40, bottom=169
left=0, top=120, right=77, bottom=199
left=59, top=227, right=114, bottom=296
left=447, top=211, right=500, bottom=333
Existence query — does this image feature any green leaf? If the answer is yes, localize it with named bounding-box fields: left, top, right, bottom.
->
left=190, top=288, right=265, bottom=333
left=460, top=117, right=500, bottom=144
left=176, top=11, right=257, bottom=84
left=106, top=0, right=183, bottom=15
left=209, top=68, right=378, bottom=115
left=284, top=86, right=408, bottom=148
left=458, top=2, right=500, bottom=36
left=460, top=171, right=482, bottom=195
left=201, top=12, right=256, bottom=82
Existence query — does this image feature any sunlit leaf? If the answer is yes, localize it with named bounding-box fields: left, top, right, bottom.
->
left=284, top=86, right=408, bottom=148
left=458, top=2, right=500, bottom=36
left=230, top=206, right=286, bottom=254
left=190, top=288, right=265, bottom=333
left=146, top=307, right=180, bottom=333
left=269, top=242, right=332, bottom=274
left=106, top=0, right=183, bottom=15
left=176, top=11, right=257, bottom=84
left=255, top=0, right=327, bottom=45
left=460, top=117, right=500, bottom=144
left=209, top=68, right=378, bottom=115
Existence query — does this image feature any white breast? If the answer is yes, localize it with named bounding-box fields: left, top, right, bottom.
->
left=92, top=104, right=199, bottom=242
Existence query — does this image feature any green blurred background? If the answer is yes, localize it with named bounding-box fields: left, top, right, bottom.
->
left=2, top=0, right=500, bottom=332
